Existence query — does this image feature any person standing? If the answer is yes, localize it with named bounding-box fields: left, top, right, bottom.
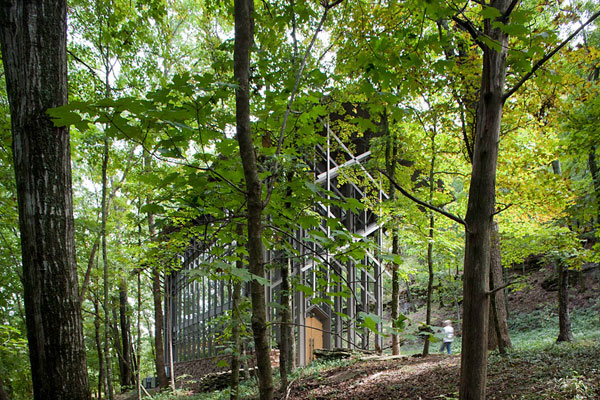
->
left=440, top=320, right=454, bottom=355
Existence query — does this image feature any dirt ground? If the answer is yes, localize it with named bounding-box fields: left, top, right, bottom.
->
left=281, top=264, right=600, bottom=400
left=283, top=345, right=600, bottom=400
left=284, top=355, right=460, bottom=400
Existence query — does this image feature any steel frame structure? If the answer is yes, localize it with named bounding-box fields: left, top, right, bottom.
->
left=167, top=117, right=386, bottom=368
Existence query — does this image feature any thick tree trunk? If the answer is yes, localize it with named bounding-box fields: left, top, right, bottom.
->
left=165, top=279, right=176, bottom=390
left=384, top=110, right=401, bottom=355
left=0, top=2, right=90, bottom=398
left=119, top=278, right=134, bottom=388
left=234, top=0, right=273, bottom=398
left=460, top=1, right=510, bottom=399
left=145, top=152, right=169, bottom=389
left=557, top=261, right=574, bottom=342
left=101, top=138, right=115, bottom=400
left=488, top=221, right=511, bottom=353
left=111, top=307, right=123, bottom=386
left=151, top=267, right=169, bottom=388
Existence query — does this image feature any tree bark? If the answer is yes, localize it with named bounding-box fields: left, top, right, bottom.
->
left=556, top=261, right=574, bottom=342
left=488, top=221, right=511, bottom=353
left=279, top=259, right=292, bottom=391
left=0, top=375, right=9, bottom=400
left=423, top=215, right=434, bottom=357
left=165, top=277, right=176, bottom=390
left=151, top=253, right=169, bottom=388
left=136, top=270, right=142, bottom=400
left=144, top=153, right=169, bottom=389
left=0, top=1, right=90, bottom=398
left=119, top=278, right=134, bottom=388
left=230, top=278, right=242, bottom=400
left=384, top=110, right=402, bottom=355
left=234, top=0, right=273, bottom=398
left=231, top=223, right=243, bottom=400
left=101, top=137, right=115, bottom=400
left=588, top=148, right=600, bottom=225
left=93, top=296, right=106, bottom=400
left=391, top=233, right=401, bottom=355
left=460, top=1, right=510, bottom=398
left=423, top=130, right=436, bottom=357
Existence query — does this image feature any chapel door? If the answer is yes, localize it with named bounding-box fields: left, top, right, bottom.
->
left=305, top=316, right=323, bottom=364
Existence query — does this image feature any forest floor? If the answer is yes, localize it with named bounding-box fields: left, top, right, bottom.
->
left=280, top=262, right=600, bottom=400
left=132, top=262, right=600, bottom=399
left=282, top=340, right=600, bottom=399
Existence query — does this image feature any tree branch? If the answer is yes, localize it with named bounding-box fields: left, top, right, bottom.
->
left=264, top=0, right=345, bottom=208
left=67, top=49, right=103, bottom=83
left=378, top=169, right=466, bottom=226
left=502, top=0, right=520, bottom=21
left=452, top=16, right=485, bottom=51
left=492, top=203, right=512, bottom=216
left=504, top=9, right=600, bottom=101
left=485, top=281, right=512, bottom=296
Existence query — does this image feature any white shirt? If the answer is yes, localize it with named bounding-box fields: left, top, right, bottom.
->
left=443, top=325, right=454, bottom=343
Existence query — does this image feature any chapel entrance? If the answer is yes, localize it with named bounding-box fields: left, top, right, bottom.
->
left=305, top=316, right=324, bottom=364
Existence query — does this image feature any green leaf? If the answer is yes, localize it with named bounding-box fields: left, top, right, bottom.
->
left=251, top=274, right=270, bottom=286
left=481, top=6, right=502, bottom=19
left=311, top=297, right=334, bottom=306
left=334, top=311, right=349, bottom=320
left=296, top=284, right=314, bottom=296
left=230, top=266, right=252, bottom=282
left=140, top=204, right=165, bottom=214
left=358, top=312, right=382, bottom=333
left=393, top=314, right=409, bottom=331
left=298, top=215, right=320, bottom=229
left=48, top=106, right=83, bottom=127
left=481, top=36, right=502, bottom=52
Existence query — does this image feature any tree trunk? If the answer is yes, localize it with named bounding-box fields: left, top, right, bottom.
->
left=405, top=280, right=415, bottom=313
left=111, top=307, right=123, bottom=386
left=588, top=148, right=600, bottom=225
left=152, top=266, right=169, bottom=388
left=391, top=233, right=401, bottom=355
left=0, top=2, right=90, bottom=398
left=557, top=261, right=574, bottom=342
left=165, top=277, right=176, bottom=390
left=101, top=137, right=115, bottom=400
left=231, top=223, right=243, bottom=400
left=234, top=0, right=273, bottom=397
left=230, top=278, right=242, bottom=400
left=137, top=270, right=142, bottom=400
left=145, top=152, right=169, bottom=389
left=423, top=215, right=434, bottom=357
left=93, top=297, right=106, bottom=400
left=423, top=131, right=436, bottom=357
left=384, top=110, right=402, bottom=355
left=279, top=260, right=292, bottom=391
left=460, top=1, right=510, bottom=398
left=488, top=221, right=511, bottom=353
left=0, top=375, right=9, bottom=400
left=119, top=278, right=134, bottom=388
